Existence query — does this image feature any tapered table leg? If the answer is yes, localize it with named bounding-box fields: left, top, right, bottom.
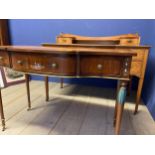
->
left=0, top=88, right=5, bottom=131
left=134, top=77, right=144, bottom=114
left=25, top=74, right=31, bottom=111
left=115, top=81, right=127, bottom=135
left=113, top=81, right=120, bottom=127
left=45, top=76, right=49, bottom=101
left=60, top=78, right=63, bottom=88
left=113, top=102, right=118, bottom=127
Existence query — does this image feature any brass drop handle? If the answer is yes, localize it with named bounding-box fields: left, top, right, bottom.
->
left=0, top=56, right=3, bottom=61
left=17, top=60, right=23, bottom=65
left=97, top=64, right=103, bottom=70
left=51, top=63, right=57, bottom=68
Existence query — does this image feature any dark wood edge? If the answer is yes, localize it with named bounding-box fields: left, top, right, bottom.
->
left=0, top=47, right=137, bottom=56
left=8, top=51, right=136, bottom=56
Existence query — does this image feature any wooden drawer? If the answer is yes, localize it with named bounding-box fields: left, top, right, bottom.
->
left=56, top=37, right=73, bottom=44
left=11, top=53, right=29, bottom=71
left=80, top=55, right=129, bottom=77
left=130, top=61, right=142, bottom=77
left=120, top=39, right=139, bottom=46
left=12, top=53, right=77, bottom=76
left=28, top=54, right=76, bottom=75
left=0, top=51, right=10, bottom=67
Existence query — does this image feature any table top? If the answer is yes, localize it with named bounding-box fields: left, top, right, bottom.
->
left=0, top=45, right=140, bottom=56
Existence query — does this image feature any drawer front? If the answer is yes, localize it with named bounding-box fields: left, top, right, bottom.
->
left=120, top=39, right=139, bottom=46
left=56, top=37, right=73, bottom=44
left=28, top=54, right=76, bottom=75
left=12, top=53, right=77, bottom=76
left=80, top=56, right=128, bottom=77
left=45, top=55, right=76, bottom=75
left=130, top=61, right=142, bottom=77
left=11, top=53, right=29, bottom=71
left=0, top=51, right=10, bottom=67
